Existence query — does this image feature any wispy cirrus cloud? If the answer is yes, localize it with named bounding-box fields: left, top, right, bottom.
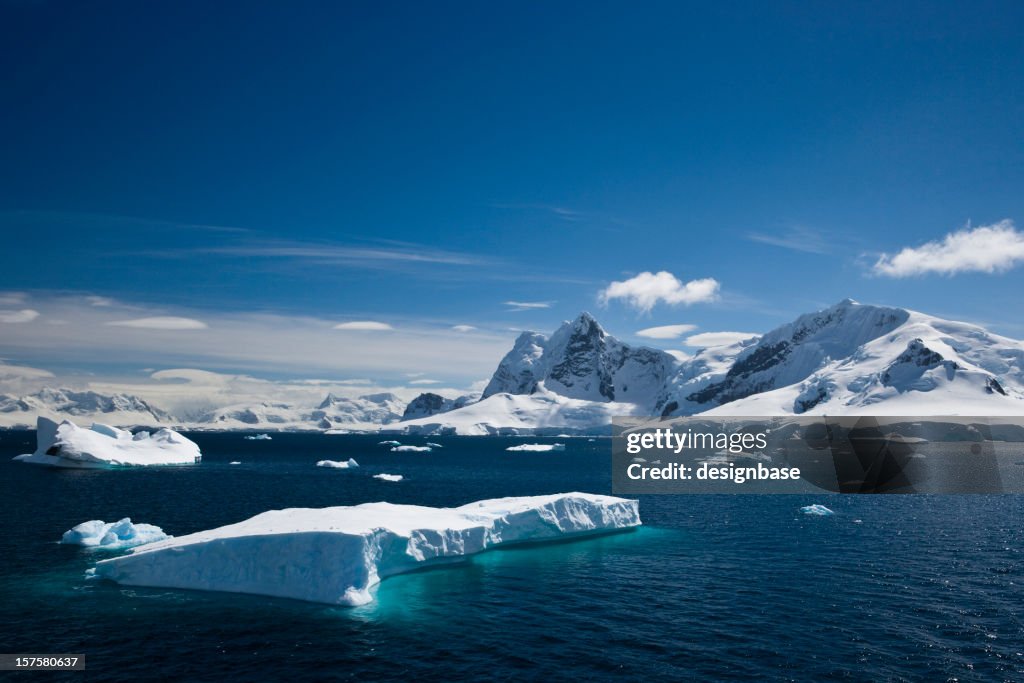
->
left=599, top=272, right=720, bottom=313
left=198, top=240, right=487, bottom=267
left=452, top=324, right=477, bottom=332
left=107, top=316, right=209, bottom=330
left=747, top=226, right=832, bottom=254
left=635, top=324, right=698, bottom=339
left=0, top=309, right=41, bottom=323
left=504, top=300, right=553, bottom=311
left=873, top=220, right=1024, bottom=277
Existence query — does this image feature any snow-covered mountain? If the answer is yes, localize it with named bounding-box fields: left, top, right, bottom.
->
left=394, top=301, right=1024, bottom=434
left=0, top=388, right=170, bottom=428
left=4, top=301, right=1023, bottom=434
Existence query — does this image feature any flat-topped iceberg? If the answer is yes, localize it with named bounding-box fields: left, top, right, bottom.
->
left=374, top=473, right=403, bottom=482
left=244, top=434, right=272, bottom=441
left=93, top=492, right=640, bottom=606
left=390, top=445, right=431, bottom=452
left=316, top=458, right=359, bottom=469
left=14, top=417, right=201, bottom=468
left=61, top=518, right=169, bottom=549
left=506, top=443, right=566, bottom=452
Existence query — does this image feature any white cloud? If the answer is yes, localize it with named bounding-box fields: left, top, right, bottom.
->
left=333, top=321, right=394, bottom=331
left=504, top=301, right=553, bottom=311
left=873, top=220, right=1024, bottom=277
left=86, top=296, right=116, bottom=307
left=409, top=379, right=441, bottom=385
left=684, top=331, right=757, bottom=348
left=599, top=272, right=720, bottom=312
left=635, top=323, right=698, bottom=339
left=0, top=309, right=40, bottom=323
left=452, top=324, right=477, bottom=332
left=107, top=316, right=208, bottom=330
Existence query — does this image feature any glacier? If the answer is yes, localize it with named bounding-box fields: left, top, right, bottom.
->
left=61, top=518, right=169, bottom=549
left=13, top=417, right=201, bottom=468
left=92, top=493, right=641, bottom=606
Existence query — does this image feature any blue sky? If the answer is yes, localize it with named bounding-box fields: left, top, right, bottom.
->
left=2, top=2, right=1023, bottom=389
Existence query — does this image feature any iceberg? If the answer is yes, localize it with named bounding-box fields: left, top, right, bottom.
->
left=93, top=493, right=641, bottom=606
left=374, top=473, right=403, bottom=482
left=506, top=443, right=566, bottom=452
left=425, top=442, right=443, bottom=448
left=13, top=417, right=201, bottom=468
left=316, top=458, right=359, bottom=469
left=229, top=461, right=242, bottom=465
left=378, top=440, right=402, bottom=446
left=800, top=504, right=835, bottom=516
left=244, top=434, right=272, bottom=441
left=61, top=518, right=169, bottom=549
left=390, top=445, right=431, bottom=452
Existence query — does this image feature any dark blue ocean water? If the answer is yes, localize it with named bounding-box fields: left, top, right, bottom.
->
left=1, top=431, right=1023, bottom=682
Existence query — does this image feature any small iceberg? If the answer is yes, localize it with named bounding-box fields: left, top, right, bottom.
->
left=93, top=493, right=641, bottom=606
left=316, top=458, right=359, bottom=469
left=425, top=442, right=443, bottom=448
left=61, top=518, right=169, bottom=549
left=229, top=461, right=242, bottom=465
left=391, top=445, right=431, bottom=452
left=244, top=434, right=272, bottom=441
left=374, top=473, right=403, bottom=482
left=800, top=504, right=835, bottom=516
left=506, top=443, right=566, bottom=452
left=378, top=440, right=402, bottom=447
left=14, top=417, right=201, bottom=468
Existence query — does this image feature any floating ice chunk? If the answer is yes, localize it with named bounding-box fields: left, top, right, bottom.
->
left=800, top=504, right=835, bottom=516
left=229, top=461, right=241, bottom=465
left=378, top=440, right=402, bottom=446
left=316, top=458, right=359, bottom=469
left=390, top=445, right=431, bottom=452
left=244, top=434, right=272, bottom=441
left=506, top=443, right=566, bottom=452
left=93, top=493, right=640, bottom=606
left=374, top=473, right=403, bottom=482
left=425, top=442, right=443, bottom=448
left=62, top=518, right=170, bottom=549
left=14, top=417, right=201, bottom=468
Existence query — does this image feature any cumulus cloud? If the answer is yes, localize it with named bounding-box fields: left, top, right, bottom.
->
left=107, top=316, right=208, bottom=330
left=504, top=301, right=553, bottom=311
left=635, top=323, right=698, bottom=339
left=332, top=321, right=394, bottom=331
left=599, top=272, right=720, bottom=312
left=684, top=331, right=757, bottom=348
left=0, top=309, right=41, bottom=323
left=451, top=324, right=477, bottom=332
left=873, top=220, right=1024, bottom=277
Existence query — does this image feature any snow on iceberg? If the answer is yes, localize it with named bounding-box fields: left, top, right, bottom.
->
left=244, top=434, right=272, bottom=441
left=800, top=504, right=835, bottom=516
left=506, top=443, right=566, bottom=452
left=374, top=473, right=403, bottom=482
left=61, top=518, right=169, bottom=549
left=93, top=492, right=641, bottom=606
left=316, top=458, right=359, bottom=469
left=391, top=445, right=431, bottom=452
left=13, top=417, right=201, bottom=468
